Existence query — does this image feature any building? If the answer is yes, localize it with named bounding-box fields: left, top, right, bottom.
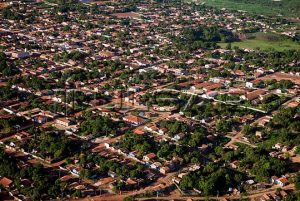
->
left=143, top=153, right=156, bottom=162
left=277, top=177, right=289, bottom=187
left=270, top=176, right=289, bottom=187
left=56, top=118, right=72, bottom=127
left=0, top=177, right=13, bottom=188
left=240, top=89, right=266, bottom=101
left=123, top=115, right=148, bottom=126
left=11, top=51, right=29, bottom=59
left=160, top=166, right=171, bottom=174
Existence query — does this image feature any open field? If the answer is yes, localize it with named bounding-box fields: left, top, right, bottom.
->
left=219, top=32, right=300, bottom=51
left=196, top=0, right=300, bottom=18
left=219, top=39, right=300, bottom=51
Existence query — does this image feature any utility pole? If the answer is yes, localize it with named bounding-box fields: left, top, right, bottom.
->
left=72, top=90, right=75, bottom=114
left=54, top=90, right=57, bottom=114
left=132, top=92, right=135, bottom=106
left=119, top=90, right=123, bottom=110
left=65, top=86, right=67, bottom=117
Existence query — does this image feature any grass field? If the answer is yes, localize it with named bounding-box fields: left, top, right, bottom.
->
left=197, top=0, right=300, bottom=18
left=218, top=32, right=300, bottom=51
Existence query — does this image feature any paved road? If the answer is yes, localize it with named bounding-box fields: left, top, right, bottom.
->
left=225, top=132, right=257, bottom=148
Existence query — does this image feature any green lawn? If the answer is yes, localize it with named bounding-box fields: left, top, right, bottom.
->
left=196, top=0, right=300, bottom=18
left=219, top=39, right=300, bottom=51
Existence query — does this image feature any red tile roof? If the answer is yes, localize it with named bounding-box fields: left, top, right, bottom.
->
left=123, top=115, right=145, bottom=124
left=0, top=177, right=13, bottom=187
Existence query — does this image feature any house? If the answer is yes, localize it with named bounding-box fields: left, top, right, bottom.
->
left=230, top=160, right=239, bottom=169
left=11, top=51, right=29, bottom=59
left=126, top=178, right=138, bottom=188
left=123, top=115, right=148, bottom=126
left=42, top=110, right=58, bottom=119
left=245, top=82, right=254, bottom=88
left=172, top=177, right=181, bottom=184
left=129, top=151, right=137, bottom=158
left=233, top=70, right=245, bottom=76
left=104, top=143, right=110, bottom=149
left=108, top=171, right=117, bottom=178
left=240, top=89, right=266, bottom=101
left=256, top=116, right=272, bottom=127
left=270, top=176, right=289, bottom=187
left=144, top=124, right=159, bottom=133
left=160, top=166, right=171, bottom=175
left=270, top=176, right=278, bottom=183
left=277, top=177, right=288, bottom=187
left=260, top=194, right=271, bottom=201
left=270, top=192, right=281, bottom=200
left=133, top=128, right=145, bottom=135
left=89, top=99, right=106, bottom=107
left=67, top=165, right=80, bottom=176
left=143, top=153, right=156, bottom=162
left=15, top=131, right=31, bottom=140
left=150, top=162, right=162, bottom=171
left=272, top=143, right=283, bottom=150
left=191, top=82, right=214, bottom=91
left=173, top=133, right=185, bottom=141
left=240, top=115, right=254, bottom=124
left=59, top=175, right=77, bottom=183
left=203, top=83, right=222, bottom=92
left=255, top=131, right=264, bottom=139
left=33, top=115, right=48, bottom=124
left=178, top=172, right=188, bottom=178
left=158, top=127, right=168, bottom=135
left=56, top=118, right=72, bottom=127
left=280, top=190, right=288, bottom=198
left=205, top=64, right=217, bottom=69
left=203, top=91, right=219, bottom=99
left=0, top=177, right=13, bottom=188
left=245, top=180, right=255, bottom=185
left=128, top=86, right=142, bottom=93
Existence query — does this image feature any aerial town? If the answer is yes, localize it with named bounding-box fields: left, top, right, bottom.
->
left=0, top=0, right=300, bottom=200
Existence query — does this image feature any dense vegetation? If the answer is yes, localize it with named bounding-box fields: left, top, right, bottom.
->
left=116, top=132, right=157, bottom=157
left=79, top=112, right=124, bottom=137
left=0, top=86, right=17, bottom=101
left=0, top=116, right=26, bottom=133
left=0, top=150, right=65, bottom=200
left=0, top=52, right=19, bottom=76
left=172, top=26, right=237, bottom=52
left=216, top=145, right=288, bottom=182
left=75, top=153, right=145, bottom=182
left=159, top=120, right=190, bottom=137
left=262, top=106, right=300, bottom=147
left=183, top=101, right=255, bottom=120
left=180, top=162, right=243, bottom=195
left=23, top=130, right=81, bottom=161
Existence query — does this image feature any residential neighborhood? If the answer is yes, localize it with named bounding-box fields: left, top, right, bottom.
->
left=0, top=0, right=300, bottom=200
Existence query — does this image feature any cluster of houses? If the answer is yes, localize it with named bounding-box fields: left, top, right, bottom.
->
left=0, top=0, right=299, bottom=200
